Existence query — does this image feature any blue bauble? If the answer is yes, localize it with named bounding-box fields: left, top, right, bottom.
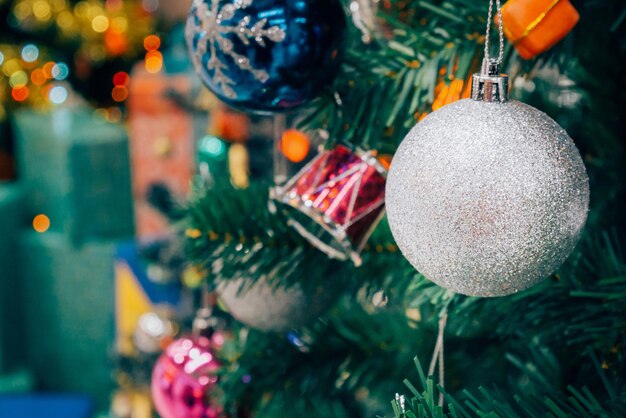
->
left=185, top=0, right=346, bottom=113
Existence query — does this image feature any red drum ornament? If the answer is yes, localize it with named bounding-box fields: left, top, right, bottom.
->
left=271, top=145, right=387, bottom=266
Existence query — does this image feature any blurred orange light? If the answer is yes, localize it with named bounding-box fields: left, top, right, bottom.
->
left=143, top=35, right=161, bottom=51
left=12, top=86, right=29, bottom=101
left=105, top=30, right=128, bottom=56
left=145, top=51, right=163, bottom=73
left=33, top=214, right=51, bottom=233
left=42, top=61, right=55, bottom=78
left=280, top=129, right=310, bottom=163
left=113, top=71, right=130, bottom=87
left=377, top=154, right=393, bottom=171
left=111, top=86, right=128, bottom=102
left=31, top=68, right=47, bottom=85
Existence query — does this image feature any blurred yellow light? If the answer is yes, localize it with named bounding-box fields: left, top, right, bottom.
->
left=93, top=108, right=108, bottom=121
left=9, top=70, right=28, bottom=88
left=56, top=10, right=74, bottom=29
left=74, top=1, right=89, bottom=17
left=13, top=2, right=31, bottom=20
left=32, top=1, right=52, bottom=20
left=33, top=214, right=51, bottom=233
left=111, top=16, right=128, bottom=32
left=107, top=106, right=122, bottom=122
left=86, top=4, right=104, bottom=19
left=3, top=58, right=21, bottom=76
left=92, top=15, right=109, bottom=32
left=51, top=0, right=67, bottom=12
left=145, top=51, right=163, bottom=73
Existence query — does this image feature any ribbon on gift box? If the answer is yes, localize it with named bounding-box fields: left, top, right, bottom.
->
left=504, top=0, right=562, bottom=44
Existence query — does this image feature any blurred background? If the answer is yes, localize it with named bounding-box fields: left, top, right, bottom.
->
left=0, top=0, right=288, bottom=415
left=0, top=0, right=625, bottom=417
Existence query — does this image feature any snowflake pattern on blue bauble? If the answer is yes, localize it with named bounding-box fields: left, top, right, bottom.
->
left=185, top=0, right=347, bottom=113
left=185, top=0, right=286, bottom=99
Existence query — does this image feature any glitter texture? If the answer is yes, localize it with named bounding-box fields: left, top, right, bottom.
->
left=386, top=99, right=589, bottom=297
left=218, top=278, right=330, bottom=331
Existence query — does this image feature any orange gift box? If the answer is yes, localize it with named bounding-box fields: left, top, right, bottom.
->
left=127, top=65, right=196, bottom=237
left=498, top=0, right=579, bottom=59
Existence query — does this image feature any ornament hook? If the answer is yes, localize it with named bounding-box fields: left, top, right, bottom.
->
left=471, top=0, right=509, bottom=102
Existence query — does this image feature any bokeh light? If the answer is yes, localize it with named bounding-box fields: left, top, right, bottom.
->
left=92, top=15, right=109, bottom=32
left=12, top=86, right=29, bottom=101
left=56, top=10, right=74, bottom=29
left=33, top=0, right=52, bottom=21
left=42, top=61, right=56, bottom=78
left=145, top=50, right=162, bottom=73
left=31, top=69, right=47, bottom=85
left=143, top=34, right=160, bottom=51
left=112, top=71, right=129, bottom=87
left=110, top=16, right=128, bottom=32
left=21, top=44, right=39, bottom=62
left=3, top=59, right=21, bottom=76
left=142, top=0, right=159, bottom=13
left=51, top=63, right=69, bottom=80
left=280, top=129, right=310, bottom=163
left=33, top=214, right=51, bottom=233
left=199, top=135, right=227, bottom=158
left=9, top=71, right=29, bottom=88
left=111, top=85, right=128, bottom=102
left=49, top=85, right=68, bottom=104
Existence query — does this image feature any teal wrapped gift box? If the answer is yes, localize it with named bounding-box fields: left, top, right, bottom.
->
left=13, top=108, right=134, bottom=245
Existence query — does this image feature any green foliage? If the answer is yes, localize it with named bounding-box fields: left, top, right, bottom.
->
left=181, top=0, right=626, bottom=416
left=392, top=354, right=626, bottom=418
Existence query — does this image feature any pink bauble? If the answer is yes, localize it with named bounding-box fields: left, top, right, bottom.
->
left=151, top=336, right=223, bottom=418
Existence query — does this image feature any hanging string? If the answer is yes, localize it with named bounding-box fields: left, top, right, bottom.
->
left=273, top=114, right=288, bottom=188
left=193, top=278, right=216, bottom=338
left=427, top=303, right=449, bottom=407
left=483, top=0, right=505, bottom=67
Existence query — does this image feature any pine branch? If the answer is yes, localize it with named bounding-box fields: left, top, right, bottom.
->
left=183, top=180, right=418, bottom=295
left=392, top=355, right=626, bottom=418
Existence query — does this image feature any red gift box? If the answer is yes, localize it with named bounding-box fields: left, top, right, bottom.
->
left=127, top=66, right=196, bottom=237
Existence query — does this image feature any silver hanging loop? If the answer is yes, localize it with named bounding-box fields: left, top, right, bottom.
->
left=472, top=0, right=509, bottom=102
left=483, top=0, right=505, bottom=66
left=192, top=279, right=221, bottom=338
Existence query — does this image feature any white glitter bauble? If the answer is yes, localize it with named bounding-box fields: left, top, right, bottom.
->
left=386, top=99, right=589, bottom=297
left=217, top=278, right=330, bottom=332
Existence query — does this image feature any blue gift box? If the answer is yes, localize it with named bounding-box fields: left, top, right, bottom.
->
left=0, top=394, right=93, bottom=418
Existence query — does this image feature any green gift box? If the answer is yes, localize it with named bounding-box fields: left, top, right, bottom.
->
left=0, top=183, right=26, bottom=374
left=13, top=108, right=134, bottom=245
left=18, top=231, right=116, bottom=409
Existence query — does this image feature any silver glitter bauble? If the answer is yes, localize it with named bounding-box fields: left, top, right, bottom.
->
left=386, top=99, right=589, bottom=297
left=217, top=278, right=330, bottom=332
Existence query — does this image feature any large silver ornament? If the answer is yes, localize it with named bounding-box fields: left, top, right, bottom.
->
left=386, top=73, right=589, bottom=296
left=218, top=277, right=330, bottom=332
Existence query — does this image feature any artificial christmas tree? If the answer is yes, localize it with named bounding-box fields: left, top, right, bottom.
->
left=172, top=0, right=626, bottom=416
left=0, top=0, right=624, bottom=416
